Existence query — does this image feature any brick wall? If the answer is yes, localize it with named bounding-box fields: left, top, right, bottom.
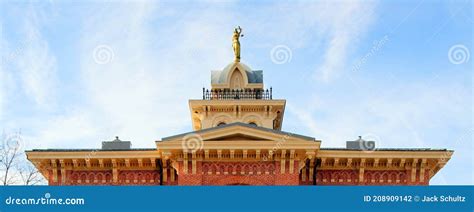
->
left=315, top=170, right=429, bottom=185
left=48, top=170, right=160, bottom=185
left=177, top=161, right=300, bottom=185
left=45, top=162, right=430, bottom=186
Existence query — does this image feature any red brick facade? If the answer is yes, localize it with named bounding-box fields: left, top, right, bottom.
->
left=47, top=161, right=430, bottom=186
left=174, top=161, right=300, bottom=185
left=49, top=170, right=160, bottom=186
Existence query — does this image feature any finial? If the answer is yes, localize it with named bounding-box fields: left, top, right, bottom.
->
left=232, top=26, right=243, bottom=62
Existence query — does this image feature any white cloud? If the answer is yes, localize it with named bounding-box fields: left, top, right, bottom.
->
left=5, top=2, right=239, bottom=149
left=0, top=21, right=8, bottom=121
left=315, top=2, right=377, bottom=82
left=73, top=2, right=236, bottom=147
left=23, top=110, right=101, bottom=149
left=230, top=1, right=378, bottom=81
left=0, top=21, right=19, bottom=123
left=288, top=77, right=469, bottom=149
left=0, top=53, right=4, bottom=121
left=14, top=6, right=58, bottom=108
left=0, top=69, right=4, bottom=121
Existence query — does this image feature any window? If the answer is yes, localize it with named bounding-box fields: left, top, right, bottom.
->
left=217, top=122, right=226, bottom=127
left=248, top=122, right=257, bottom=127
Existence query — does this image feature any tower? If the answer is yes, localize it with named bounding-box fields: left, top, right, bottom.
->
left=190, top=26, right=284, bottom=131
left=190, top=62, right=284, bottom=131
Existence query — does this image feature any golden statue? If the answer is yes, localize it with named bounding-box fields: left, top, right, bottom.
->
left=232, top=26, right=243, bottom=62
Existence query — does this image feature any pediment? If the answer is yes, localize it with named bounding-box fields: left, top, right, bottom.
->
left=160, top=122, right=315, bottom=143
left=203, top=133, right=273, bottom=141
left=157, top=123, right=320, bottom=154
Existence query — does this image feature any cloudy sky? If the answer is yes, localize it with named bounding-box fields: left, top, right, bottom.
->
left=0, top=0, right=472, bottom=185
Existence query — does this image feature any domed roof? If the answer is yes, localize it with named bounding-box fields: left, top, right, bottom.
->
left=211, top=62, right=263, bottom=84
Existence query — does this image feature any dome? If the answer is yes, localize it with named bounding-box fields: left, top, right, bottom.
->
left=211, top=62, right=263, bottom=85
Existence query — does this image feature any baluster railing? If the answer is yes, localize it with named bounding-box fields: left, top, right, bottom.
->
left=202, top=88, right=273, bottom=100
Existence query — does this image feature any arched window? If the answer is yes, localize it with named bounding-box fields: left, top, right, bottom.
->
left=217, top=122, right=226, bottom=127
left=248, top=122, right=257, bottom=127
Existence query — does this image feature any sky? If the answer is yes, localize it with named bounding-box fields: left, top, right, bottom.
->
left=0, top=0, right=472, bottom=185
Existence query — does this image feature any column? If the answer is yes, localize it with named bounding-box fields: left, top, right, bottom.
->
left=60, top=159, right=66, bottom=185
left=411, top=159, right=418, bottom=184
left=112, top=159, right=118, bottom=184
left=289, top=150, right=295, bottom=174
left=359, top=168, right=365, bottom=185
left=420, top=159, right=427, bottom=183
left=163, top=159, right=168, bottom=184
left=280, top=150, right=286, bottom=174
left=359, top=159, right=366, bottom=184
left=51, top=159, right=58, bottom=184
left=192, top=152, right=197, bottom=174
left=183, top=151, right=188, bottom=174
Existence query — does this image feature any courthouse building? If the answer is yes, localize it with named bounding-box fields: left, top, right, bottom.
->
left=26, top=28, right=453, bottom=186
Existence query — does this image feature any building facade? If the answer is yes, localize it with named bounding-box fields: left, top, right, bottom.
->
left=26, top=29, right=453, bottom=186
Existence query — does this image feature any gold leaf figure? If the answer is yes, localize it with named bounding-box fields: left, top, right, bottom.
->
left=232, top=26, right=243, bottom=62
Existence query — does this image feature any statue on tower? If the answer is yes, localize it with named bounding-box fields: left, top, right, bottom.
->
left=232, top=26, right=243, bottom=62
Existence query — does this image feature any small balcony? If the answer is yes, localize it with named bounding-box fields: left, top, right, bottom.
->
left=202, top=88, right=272, bottom=100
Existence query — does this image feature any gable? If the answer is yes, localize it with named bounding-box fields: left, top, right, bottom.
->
left=204, top=133, right=273, bottom=141
left=160, top=122, right=315, bottom=142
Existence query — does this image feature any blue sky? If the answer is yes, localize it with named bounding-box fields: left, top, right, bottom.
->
left=0, top=0, right=472, bottom=185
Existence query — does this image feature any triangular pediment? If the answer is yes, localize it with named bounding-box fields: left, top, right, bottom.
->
left=205, top=133, right=272, bottom=141
left=160, top=122, right=315, bottom=142
left=157, top=122, right=320, bottom=153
